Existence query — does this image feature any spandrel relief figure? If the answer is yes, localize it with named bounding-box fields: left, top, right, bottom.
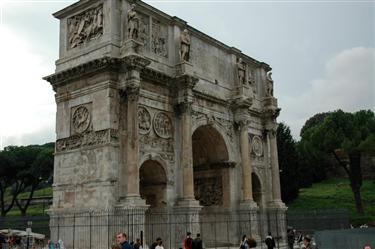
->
left=127, top=4, right=139, bottom=39
left=180, top=29, right=191, bottom=62
left=266, top=71, right=274, bottom=97
left=237, top=57, right=246, bottom=86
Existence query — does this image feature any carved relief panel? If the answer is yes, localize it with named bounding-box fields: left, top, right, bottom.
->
left=71, top=103, right=92, bottom=135
left=151, top=18, right=168, bottom=57
left=67, top=4, right=103, bottom=49
left=138, top=106, right=174, bottom=162
left=194, top=177, right=223, bottom=206
left=249, top=134, right=264, bottom=160
left=138, top=14, right=150, bottom=49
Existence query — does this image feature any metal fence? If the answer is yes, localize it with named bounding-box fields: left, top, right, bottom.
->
left=0, top=208, right=350, bottom=249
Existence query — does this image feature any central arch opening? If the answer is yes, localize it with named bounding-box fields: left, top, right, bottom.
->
left=192, top=125, right=230, bottom=207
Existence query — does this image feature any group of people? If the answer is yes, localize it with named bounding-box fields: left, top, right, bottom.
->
left=182, top=232, right=203, bottom=249
left=287, top=227, right=315, bottom=249
left=113, top=232, right=203, bottom=249
left=113, top=233, right=142, bottom=249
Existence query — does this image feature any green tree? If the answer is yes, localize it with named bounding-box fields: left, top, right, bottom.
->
left=0, top=146, right=27, bottom=216
left=15, top=144, right=54, bottom=216
left=0, top=143, right=54, bottom=216
left=306, top=110, right=375, bottom=214
left=277, top=123, right=300, bottom=203
left=300, top=112, right=331, bottom=137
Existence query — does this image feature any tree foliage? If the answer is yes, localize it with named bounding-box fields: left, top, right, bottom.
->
left=277, top=123, right=300, bottom=203
left=299, top=109, right=375, bottom=214
left=0, top=143, right=54, bottom=216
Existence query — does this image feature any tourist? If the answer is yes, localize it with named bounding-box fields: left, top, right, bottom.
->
left=264, top=232, right=276, bottom=249
left=184, top=232, right=193, bottom=249
left=287, top=228, right=295, bottom=249
left=116, top=232, right=132, bottom=249
left=133, top=238, right=142, bottom=249
left=155, top=238, right=164, bottom=249
left=192, top=233, right=203, bottom=249
left=47, top=240, right=55, bottom=249
left=302, top=235, right=315, bottom=249
left=151, top=237, right=162, bottom=249
left=240, top=235, right=249, bottom=249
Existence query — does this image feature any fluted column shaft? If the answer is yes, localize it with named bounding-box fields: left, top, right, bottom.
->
left=239, top=121, right=253, bottom=202
left=268, top=129, right=282, bottom=202
left=180, top=103, right=195, bottom=200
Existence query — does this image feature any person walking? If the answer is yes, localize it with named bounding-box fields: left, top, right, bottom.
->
left=151, top=238, right=161, bottom=249
left=116, top=233, right=132, bottom=249
left=192, top=234, right=203, bottom=249
left=302, top=235, right=315, bottom=249
left=133, top=238, right=142, bottom=249
left=155, top=238, right=164, bottom=249
left=184, top=232, right=193, bottom=249
left=240, top=235, right=249, bottom=249
left=287, top=228, right=295, bottom=249
left=264, top=233, right=276, bottom=249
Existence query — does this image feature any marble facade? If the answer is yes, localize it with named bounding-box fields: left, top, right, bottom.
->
left=44, top=0, right=286, bottom=248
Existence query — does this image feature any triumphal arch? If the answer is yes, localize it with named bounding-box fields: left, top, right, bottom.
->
left=44, top=0, right=286, bottom=248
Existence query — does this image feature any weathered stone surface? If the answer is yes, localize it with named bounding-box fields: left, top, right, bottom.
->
left=45, top=0, right=286, bottom=247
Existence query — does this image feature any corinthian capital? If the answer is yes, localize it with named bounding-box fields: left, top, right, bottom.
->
left=174, top=101, right=192, bottom=115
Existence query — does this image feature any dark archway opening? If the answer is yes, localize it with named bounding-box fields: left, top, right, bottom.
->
left=140, top=160, right=167, bottom=208
left=192, top=125, right=231, bottom=207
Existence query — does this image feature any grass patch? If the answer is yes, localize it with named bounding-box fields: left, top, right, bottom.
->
left=2, top=187, right=52, bottom=217
left=288, top=178, right=375, bottom=225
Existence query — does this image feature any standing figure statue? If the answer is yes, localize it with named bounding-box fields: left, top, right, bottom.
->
left=266, top=71, right=274, bottom=97
left=180, top=29, right=191, bottom=62
left=237, top=57, right=246, bottom=86
left=127, top=4, right=139, bottom=39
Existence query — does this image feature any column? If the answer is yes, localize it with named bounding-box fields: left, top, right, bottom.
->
left=175, top=74, right=199, bottom=206
left=180, top=102, right=195, bottom=201
left=125, top=85, right=141, bottom=199
left=118, top=55, right=150, bottom=206
left=268, top=128, right=283, bottom=204
left=239, top=120, right=254, bottom=203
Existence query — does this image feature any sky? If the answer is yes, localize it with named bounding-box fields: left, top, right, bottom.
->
left=0, top=0, right=374, bottom=149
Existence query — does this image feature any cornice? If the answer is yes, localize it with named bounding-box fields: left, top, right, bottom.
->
left=141, top=67, right=173, bottom=86
left=43, top=57, right=121, bottom=91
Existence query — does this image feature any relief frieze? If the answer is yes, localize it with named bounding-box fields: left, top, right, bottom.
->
left=67, top=4, right=103, bottom=49
left=151, top=19, right=168, bottom=57
left=194, top=177, right=223, bottom=206
left=56, top=129, right=118, bottom=152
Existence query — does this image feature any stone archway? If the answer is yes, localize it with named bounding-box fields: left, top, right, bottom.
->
left=192, top=125, right=230, bottom=207
left=252, top=172, right=262, bottom=207
left=140, top=160, right=167, bottom=208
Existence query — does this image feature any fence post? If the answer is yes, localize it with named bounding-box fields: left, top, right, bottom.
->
left=73, top=213, right=75, bottom=249
left=89, top=212, right=92, bottom=249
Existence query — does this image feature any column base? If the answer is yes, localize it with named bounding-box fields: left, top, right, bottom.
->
left=268, top=199, right=287, bottom=209
left=117, top=195, right=148, bottom=208
left=176, top=198, right=201, bottom=207
left=239, top=200, right=259, bottom=209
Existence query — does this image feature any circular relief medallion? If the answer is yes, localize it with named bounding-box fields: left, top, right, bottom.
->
left=138, top=107, right=152, bottom=134
left=72, top=106, right=91, bottom=134
left=153, top=112, right=172, bottom=138
left=252, top=136, right=263, bottom=157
